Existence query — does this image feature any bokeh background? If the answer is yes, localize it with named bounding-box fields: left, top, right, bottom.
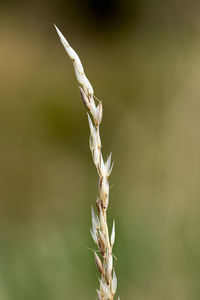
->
left=1, top=0, right=200, bottom=299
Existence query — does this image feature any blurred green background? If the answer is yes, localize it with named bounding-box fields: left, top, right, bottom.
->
left=1, top=0, right=200, bottom=299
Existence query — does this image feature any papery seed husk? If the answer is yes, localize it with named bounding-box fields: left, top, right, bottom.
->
left=90, top=228, right=98, bottom=245
left=106, top=253, right=113, bottom=283
left=94, top=252, right=103, bottom=274
left=99, top=279, right=112, bottom=299
left=79, top=87, right=90, bottom=109
left=91, top=206, right=100, bottom=229
left=112, top=270, right=117, bottom=294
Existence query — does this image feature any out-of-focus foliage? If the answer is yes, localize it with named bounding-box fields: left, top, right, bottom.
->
left=1, top=0, right=200, bottom=299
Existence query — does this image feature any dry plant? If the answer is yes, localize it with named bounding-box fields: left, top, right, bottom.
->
left=55, top=25, right=119, bottom=300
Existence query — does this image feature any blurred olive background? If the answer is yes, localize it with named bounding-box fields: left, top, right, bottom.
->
left=1, top=0, right=200, bottom=299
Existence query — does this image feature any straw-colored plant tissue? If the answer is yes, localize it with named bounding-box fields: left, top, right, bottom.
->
left=55, top=25, right=119, bottom=300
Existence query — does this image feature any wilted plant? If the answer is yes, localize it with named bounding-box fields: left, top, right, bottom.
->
left=55, top=25, right=119, bottom=300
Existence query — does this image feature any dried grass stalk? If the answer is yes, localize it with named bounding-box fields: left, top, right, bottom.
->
left=55, top=25, right=119, bottom=300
